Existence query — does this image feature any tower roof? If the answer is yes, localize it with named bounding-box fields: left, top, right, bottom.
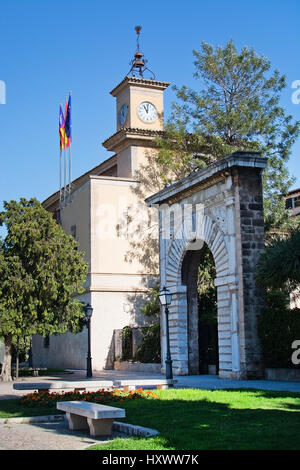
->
left=110, top=75, right=170, bottom=97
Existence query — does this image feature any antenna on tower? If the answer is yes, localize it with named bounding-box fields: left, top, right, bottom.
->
left=128, top=26, right=155, bottom=79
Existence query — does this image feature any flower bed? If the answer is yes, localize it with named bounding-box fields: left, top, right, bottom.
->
left=19, top=388, right=158, bottom=408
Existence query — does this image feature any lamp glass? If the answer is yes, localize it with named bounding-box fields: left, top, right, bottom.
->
left=159, top=287, right=172, bottom=306
left=85, top=304, right=93, bottom=319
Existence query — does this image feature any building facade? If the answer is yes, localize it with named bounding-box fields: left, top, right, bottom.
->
left=285, top=188, right=300, bottom=219
left=32, top=74, right=170, bottom=371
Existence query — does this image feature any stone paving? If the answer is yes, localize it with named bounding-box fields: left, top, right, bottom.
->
left=0, top=369, right=300, bottom=450
left=2, top=368, right=300, bottom=396
left=0, top=420, right=112, bottom=450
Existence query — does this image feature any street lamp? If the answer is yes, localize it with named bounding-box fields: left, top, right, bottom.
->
left=85, top=303, right=93, bottom=378
left=159, top=286, right=173, bottom=381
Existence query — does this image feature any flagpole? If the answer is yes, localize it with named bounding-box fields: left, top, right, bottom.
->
left=64, top=95, right=68, bottom=207
left=59, top=149, right=62, bottom=209
left=59, top=104, right=62, bottom=210
left=68, top=90, right=72, bottom=203
left=64, top=146, right=67, bottom=207
left=68, top=143, right=71, bottom=203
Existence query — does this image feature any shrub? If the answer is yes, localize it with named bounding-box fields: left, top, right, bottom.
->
left=258, top=296, right=300, bottom=368
left=121, top=327, right=133, bottom=361
left=256, top=230, right=300, bottom=369
left=19, top=388, right=158, bottom=408
left=134, top=324, right=161, bottom=363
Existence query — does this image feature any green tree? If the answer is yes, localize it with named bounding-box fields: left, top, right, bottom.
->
left=0, top=198, right=88, bottom=381
left=128, top=40, right=299, bottom=356
left=11, top=335, right=32, bottom=379
left=139, top=284, right=160, bottom=320
left=157, top=40, right=300, bottom=231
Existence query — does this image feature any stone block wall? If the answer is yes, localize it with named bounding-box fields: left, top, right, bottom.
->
left=233, top=166, right=266, bottom=378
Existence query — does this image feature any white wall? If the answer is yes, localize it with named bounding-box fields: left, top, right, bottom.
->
left=32, top=330, right=87, bottom=370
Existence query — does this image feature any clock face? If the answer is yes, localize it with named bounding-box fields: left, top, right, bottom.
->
left=137, top=101, right=158, bottom=123
left=119, top=104, right=128, bottom=127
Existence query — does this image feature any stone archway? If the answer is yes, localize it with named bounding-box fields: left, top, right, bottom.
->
left=164, top=213, right=237, bottom=378
left=146, top=151, right=267, bottom=379
left=181, top=242, right=218, bottom=375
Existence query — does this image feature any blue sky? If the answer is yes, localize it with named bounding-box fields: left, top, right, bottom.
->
left=0, top=0, right=299, bottom=209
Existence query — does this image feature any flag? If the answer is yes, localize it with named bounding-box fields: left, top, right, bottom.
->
left=65, top=94, right=72, bottom=149
left=64, top=100, right=69, bottom=149
left=59, top=105, right=66, bottom=151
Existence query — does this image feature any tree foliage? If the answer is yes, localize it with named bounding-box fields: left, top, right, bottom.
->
left=0, top=198, right=88, bottom=380
left=157, top=40, right=300, bottom=230
left=197, top=244, right=217, bottom=325
left=133, top=324, right=161, bottom=364
left=128, top=41, right=300, bottom=365
left=133, top=284, right=161, bottom=364
left=139, top=283, right=160, bottom=320
left=256, top=229, right=300, bottom=291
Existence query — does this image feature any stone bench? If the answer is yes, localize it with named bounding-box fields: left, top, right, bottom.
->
left=113, top=379, right=177, bottom=391
left=57, top=401, right=125, bottom=436
left=13, top=380, right=114, bottom=394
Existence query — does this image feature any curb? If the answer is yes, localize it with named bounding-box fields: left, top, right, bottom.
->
left=0, top=415, right=159, bottom=437
left=113, top=421, right=159, bottom=437
left=0, top=414, right=65, bottom=424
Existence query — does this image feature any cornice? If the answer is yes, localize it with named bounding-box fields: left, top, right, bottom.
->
left=42, top=155, right=117, bottom=211
left=146, top=151, right=267, bottom=207
left=110, top=75, right=170, bottom=97
left=102, top=127, right=165, bottom=152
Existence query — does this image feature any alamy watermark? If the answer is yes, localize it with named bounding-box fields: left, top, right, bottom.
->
left=94, top=198, right=205, bottom=250
left=291, top=340, right=300, bottom=365
left=0, top=80, right=6, bottom=104
left=291, top=80, right=300, bottom=104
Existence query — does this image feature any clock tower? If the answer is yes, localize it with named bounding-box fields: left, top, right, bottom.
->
left=102, top=27, right=170, bottom=178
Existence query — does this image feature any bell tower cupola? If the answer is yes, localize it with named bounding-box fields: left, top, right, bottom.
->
left=102, top=26, right=170, bottom=178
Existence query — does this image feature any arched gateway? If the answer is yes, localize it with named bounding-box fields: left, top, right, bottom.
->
left=146, top=151, right=267, bottom=379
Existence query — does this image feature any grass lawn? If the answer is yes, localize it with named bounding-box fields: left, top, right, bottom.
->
left=1, top=388, right=300, bottom=449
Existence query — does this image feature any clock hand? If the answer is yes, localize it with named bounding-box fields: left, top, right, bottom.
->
left=143, top=104, right=149, bottom=113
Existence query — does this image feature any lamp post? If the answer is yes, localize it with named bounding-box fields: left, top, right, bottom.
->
left=159, top=286, right=173, bottom=381
left=85, top=303, right=93, bottom=378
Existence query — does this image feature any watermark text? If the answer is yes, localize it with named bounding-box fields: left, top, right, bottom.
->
left=291, top=80, right=300, bottom=104
left=0, top=80, right=6, bottom=104
left=291, top=340, right=300, bottom=365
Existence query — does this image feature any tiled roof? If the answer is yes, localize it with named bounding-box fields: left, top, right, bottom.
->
left=110, top=75, right=170, bottom=96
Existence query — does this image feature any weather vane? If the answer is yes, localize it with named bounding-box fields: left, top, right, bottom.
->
left=128, top=26, right=155, bottom=79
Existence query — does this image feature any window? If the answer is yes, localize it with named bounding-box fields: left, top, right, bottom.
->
left=294, top=196, right=300, bottom=208
left=70, top=225, right=76, bottom=239
left=286, top=196, right=300, bottom=210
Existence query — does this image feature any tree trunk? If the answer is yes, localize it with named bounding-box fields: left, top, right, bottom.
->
left=15, top=336, right=20, bottom=380
left=15, top=353, right=19, bottom=380
left=28, top=339, right=33, bottom=368
left=0, top=334, right=13, bottom=382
